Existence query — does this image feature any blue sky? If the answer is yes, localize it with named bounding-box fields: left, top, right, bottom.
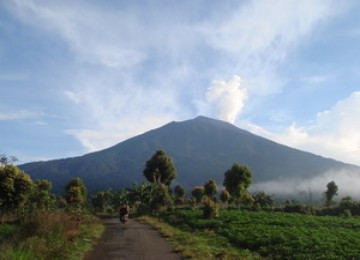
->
left=1, top=0, right=360, bottom=166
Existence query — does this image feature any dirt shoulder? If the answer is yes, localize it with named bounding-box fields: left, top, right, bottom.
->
left=84, top=217, right=181, bottom=260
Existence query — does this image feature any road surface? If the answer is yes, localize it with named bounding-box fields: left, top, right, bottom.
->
left=84, top=217, right=182, bottom=260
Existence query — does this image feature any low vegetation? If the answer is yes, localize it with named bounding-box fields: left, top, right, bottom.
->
left=140, top=215, right=259, bottom=259
left=0, top=155, right=104, bottom=260
left=0, top=211, right=103, bottom=260
left=158, top=209, right=360, bottom=259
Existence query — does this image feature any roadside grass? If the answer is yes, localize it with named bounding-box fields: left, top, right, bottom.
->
left=0, top=211, right=104, bottom=260
left=139, top=215, right=260, bottom=260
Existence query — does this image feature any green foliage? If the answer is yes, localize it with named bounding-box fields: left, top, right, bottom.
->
left=253, top=192, right=274, bottom=209
left=28, top=179, right=55, bottom=212
left=141, top=216, right=257, bottom=260
left=127, top=182, right=152, bottom=215
left=64, top=177, right=87, bottom=207
left=283, top=203, right=314, bottom=215
left=91, top=191, right=108, bottom=212
left=0, top=163, right=33, bottom=220
left=202, top=198, right=218, bottom=219
left=220, top=189, right=231, bottom=204
left=318, top=196, right=360, bottom=216
left=90, top=188, right=129, bottom=213
left=203, top=179, right=217, bottom=201
left=223, top=163, right=252, bottom=200
left=143, top=150, right=176, bottom=186
left=149, top=184, right=173, bottom=212
left=191, top=186, right=204, bottom=204
left=0, top=211, right=103, bottom=260
left=338, top=196, right=360, bottom=215
left=0, top=223, right=22, bottom=242
left=325, top=181, right=338, bottom=206
left=174, top=185, right=185, bottom=198
left=0, top=154, right=18, bottom=166
left=173, top=185, right=185, bottom=206
left=160, top=209, right=360, bottom=259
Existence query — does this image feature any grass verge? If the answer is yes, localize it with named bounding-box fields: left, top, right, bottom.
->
left=0, top=211, right=104, bottom=260
left=139, top=215, right=260, bottom=260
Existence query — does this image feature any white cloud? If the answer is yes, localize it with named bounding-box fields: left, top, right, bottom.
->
left=206, top=0, right=339, bottom=55
left=3, top=0, right=354, bottom=157
left=0, top=109, right=43, bottom=121
left=7, top=0, right=146, bottom=68
left=301, top=75, right=328, bottom=84
left=197, top=75, right=247, bottom=123
left=252, top=169, right=360, bottom=200
left=247, top=92, right=360, bottom=165
left=62, top=71, right=184, bottom=151
left=200, top=0, right=345, bottom=96
left=64, top=90, right=82, bottom=104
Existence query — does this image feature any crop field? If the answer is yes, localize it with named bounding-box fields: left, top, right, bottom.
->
left=160, top=209, right=360, bottom=259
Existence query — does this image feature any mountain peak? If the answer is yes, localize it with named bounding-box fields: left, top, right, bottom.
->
left=20, top=116, right=359, bottom=194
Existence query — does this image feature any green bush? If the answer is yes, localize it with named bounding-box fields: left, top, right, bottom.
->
left=0, top=224, right=22, bottom=242
left=202, top=199, right=218, bottom=219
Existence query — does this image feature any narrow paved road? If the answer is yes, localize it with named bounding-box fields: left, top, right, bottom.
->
left=84, top=217, right=182, bottom=260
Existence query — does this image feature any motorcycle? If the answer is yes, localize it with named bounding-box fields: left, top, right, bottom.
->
left=120, top=214, right=128, bottom=223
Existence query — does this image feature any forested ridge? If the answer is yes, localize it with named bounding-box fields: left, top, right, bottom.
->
left=20, top=116, right=360, bottom=194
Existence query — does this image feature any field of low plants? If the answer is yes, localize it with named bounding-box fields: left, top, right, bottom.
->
left=160, top=209, right=360, bottom=259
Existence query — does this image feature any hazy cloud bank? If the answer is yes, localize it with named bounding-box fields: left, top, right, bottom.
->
left=252, top=169, right=360, bottom=200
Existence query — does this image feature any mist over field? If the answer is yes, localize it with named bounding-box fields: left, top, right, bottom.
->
left=251, top=169, right=360, bottom=201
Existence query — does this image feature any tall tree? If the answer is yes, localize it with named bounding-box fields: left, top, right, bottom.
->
left=325, top=181, right=338, bottom=206
left=220, top=189, right=231, bottom=204
left=0, top=162, right=32, bottom=221
left=143, top=150, right=176, bottom=186
left=204, top=179, right=218, bottom=201
left=191, top=186, right=204, bottom=204
left=174, top=184, right=185, bottom=205
left=0, top=154, right=18, bottom=166
left=174, top=185, right=185, bottom=198
left=223, top=163, right=252, bottom=200
left=29, top=179, right=54, bottom=211
left=64, top=177, right=87, bottom=206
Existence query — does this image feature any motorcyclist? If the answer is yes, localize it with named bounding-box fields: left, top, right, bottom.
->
left=119, top=204, right=129, bottom=223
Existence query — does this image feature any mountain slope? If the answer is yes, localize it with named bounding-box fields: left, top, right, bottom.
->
left=20, top=116, right=360, bottom=193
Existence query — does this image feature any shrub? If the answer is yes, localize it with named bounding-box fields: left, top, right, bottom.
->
left=283, top=204, right=313, bottom=215
left=342, top=209, right=352, bottom=218
left=202, top=199, right=218, bottom=219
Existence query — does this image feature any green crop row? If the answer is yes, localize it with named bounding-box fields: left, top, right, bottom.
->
left=160, top=209, right=360, bottom=259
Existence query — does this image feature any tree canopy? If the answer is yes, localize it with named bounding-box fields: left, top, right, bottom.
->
left=143, top=150, right=176, bottom=186
left=191, top=186, right=204, bottom=204
left=174, top=185, right=185, bottom=198
left=204, top=179, right=218, bottom=200
left=223, top=163, right=252, bottom=200
left=0, top=163, right=33, bottom=218
left=64, top=177, right=87, bottom=205
left=325, top=181, right=338, bottom=206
